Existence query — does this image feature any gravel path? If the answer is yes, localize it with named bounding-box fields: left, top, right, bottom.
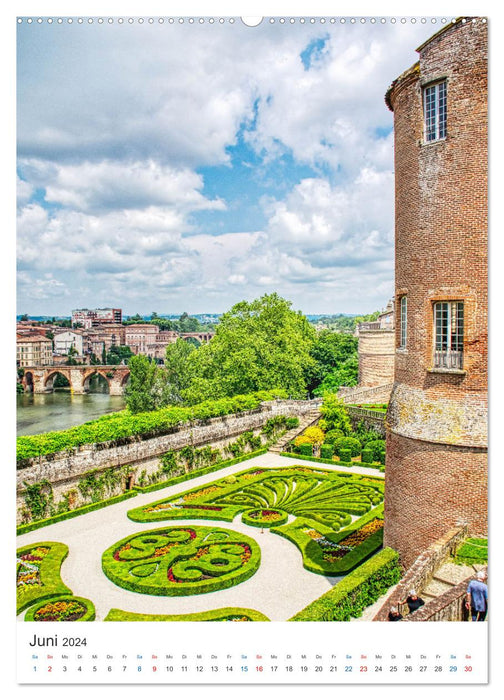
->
left=16, top=453, right=383, bottom=621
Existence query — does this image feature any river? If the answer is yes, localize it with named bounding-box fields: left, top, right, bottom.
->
left=17, top=388, right=126, bottom=436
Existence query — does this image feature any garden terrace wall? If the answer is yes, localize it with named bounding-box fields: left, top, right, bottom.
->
left=16, top=400, right=318, bottom=520
left=345, top=406, right=386, bottom=436
left=372, top=526, right=467, bottom=620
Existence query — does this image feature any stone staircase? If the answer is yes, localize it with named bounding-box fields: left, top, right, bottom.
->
left=268, top=410, right=321, bottom=454
left=419, top=561, right=478, bottom=603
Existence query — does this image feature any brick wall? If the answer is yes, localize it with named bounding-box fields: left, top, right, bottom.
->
left=384, top=432, right=487, bottom=568
left=384, top=19, right=487, bottom=566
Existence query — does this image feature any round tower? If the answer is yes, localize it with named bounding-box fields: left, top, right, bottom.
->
left=384, top=18, right=488, bottom=568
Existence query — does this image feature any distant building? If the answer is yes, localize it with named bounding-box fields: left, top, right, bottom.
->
left=72, top=307, right=122, bottom=328
left=83, top=325, right=127, bottom=358
left=145, top=330, right=180, bottom=360
left=53, top=330, right=84, bottom=357
left=16, top=333, right=53, bottom=367
left=356, top=300, right=395, bottom=388
left=124, top=324, right=159, bottom=355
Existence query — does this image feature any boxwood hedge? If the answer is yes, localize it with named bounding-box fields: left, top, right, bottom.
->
left=104, top=607, right=270, bottom=621
left=289, top=547, right=401, bottom=621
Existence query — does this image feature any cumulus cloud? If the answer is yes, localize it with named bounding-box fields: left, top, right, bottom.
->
left=16, top=19, right=437, bottom=314
left=18, top=158, right=225, bottom=215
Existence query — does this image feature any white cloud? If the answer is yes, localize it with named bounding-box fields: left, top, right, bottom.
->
left=16, top=20, right=437, bottom=314
left=18, top=158, right=225, bottom=215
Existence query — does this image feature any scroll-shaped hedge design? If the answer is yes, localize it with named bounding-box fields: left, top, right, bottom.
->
left=102, top=526, right=260, bottom=596
left=17, top=542, right=72, bottom=613
left=127, top=466, right=384, bottom=575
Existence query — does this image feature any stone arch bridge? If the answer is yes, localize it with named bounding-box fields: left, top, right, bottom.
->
left=21, top=366, right=130, bottom=395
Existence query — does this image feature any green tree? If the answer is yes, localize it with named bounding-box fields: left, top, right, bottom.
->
left=66, top=346, right=79, bottom=365
left=306, top=330, right=358, bottom=394
left=162, top=339, right=196, bottom=404
left=176, top=312, right=200, bottom=333
left=106, top=345, right=134, bottom=365
left=182, top=293, right=316, bottom=403
left=313, top=356, right=359, bottom=396
left=318, top=393, right=352, bottom=435
left=124, top=355, right=167, bottom=413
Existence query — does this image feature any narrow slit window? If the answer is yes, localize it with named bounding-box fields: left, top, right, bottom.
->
left=424, top=81, right=447, bottom=142
left=399, top=296, right=407, bottom=348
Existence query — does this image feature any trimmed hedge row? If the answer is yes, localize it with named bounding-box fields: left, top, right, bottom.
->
left=289, top=547, right=402, bottom=621
left=17, top=389, right=287, bottom=462
left=280, top=452, right=385, bottom=472
left=16, top=490, right=138, bottom=535
left=104, top=607, right=270, bottom=621
left=17, top=542, right=72, bottom=613
left=24, top=596, right=96, bottom=622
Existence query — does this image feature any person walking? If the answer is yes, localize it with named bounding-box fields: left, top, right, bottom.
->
left=465, top=570, right=488, bottom=621
left=400, top=589, right=425, bottom=614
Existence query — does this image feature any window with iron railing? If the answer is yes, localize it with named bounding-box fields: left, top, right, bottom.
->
left=424, top=80, right=447, bottom=142
left=433, top=301, right=464, bottom=370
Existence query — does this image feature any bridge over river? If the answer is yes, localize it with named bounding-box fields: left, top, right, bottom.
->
left=21, top=365, right=130, bottom=395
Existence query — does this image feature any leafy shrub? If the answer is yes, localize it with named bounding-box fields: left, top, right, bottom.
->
left=105, top=607, right=270, bottom=621
left=353, top=422, right=384, bottom=444
left=365, top=439, right=386, bottom=461
left=361, top=449, right=374, bottom=464
left=300, top=443, right=313, bottom=456
left=285, top=417, right=300, bottom=430
left=339, top=448, right=352, bottom=462
left=379, top=451, right=386, bottom=465
left=320, top=444, right=334, bottom=460
left=333, top=436, right=362, bottom=457
left=324, top=429, right=345, bottom=444
left=319, top=394, right=352, bottom=434
left=294, top=426, right=325, bottom=446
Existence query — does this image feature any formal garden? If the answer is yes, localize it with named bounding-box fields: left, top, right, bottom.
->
left=17, top=458, right=402, bottom=622
left=16, top=387, right=401, bottom=622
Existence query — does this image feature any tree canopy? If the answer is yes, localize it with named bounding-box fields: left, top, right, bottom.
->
left=181, top=293, right=316, bottom=403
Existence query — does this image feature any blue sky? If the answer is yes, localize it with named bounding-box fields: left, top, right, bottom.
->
left=16, top=16, right=440, bottom=315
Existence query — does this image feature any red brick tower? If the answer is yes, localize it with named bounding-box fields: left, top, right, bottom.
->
left=384, top=19, right=488, bottom=568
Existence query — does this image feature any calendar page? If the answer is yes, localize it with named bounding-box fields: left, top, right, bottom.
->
left=10, top=0, right=491, bottom=693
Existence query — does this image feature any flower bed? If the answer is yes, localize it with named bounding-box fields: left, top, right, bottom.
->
left=102, top=526, right=261, bottom=596
left=273, top=506, right=384, bottom=575
left=25, top=596, right=96, bottom=622
left=242, top=508, right=288, bottom=528
left=16, top=542, right=72, bottom=614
